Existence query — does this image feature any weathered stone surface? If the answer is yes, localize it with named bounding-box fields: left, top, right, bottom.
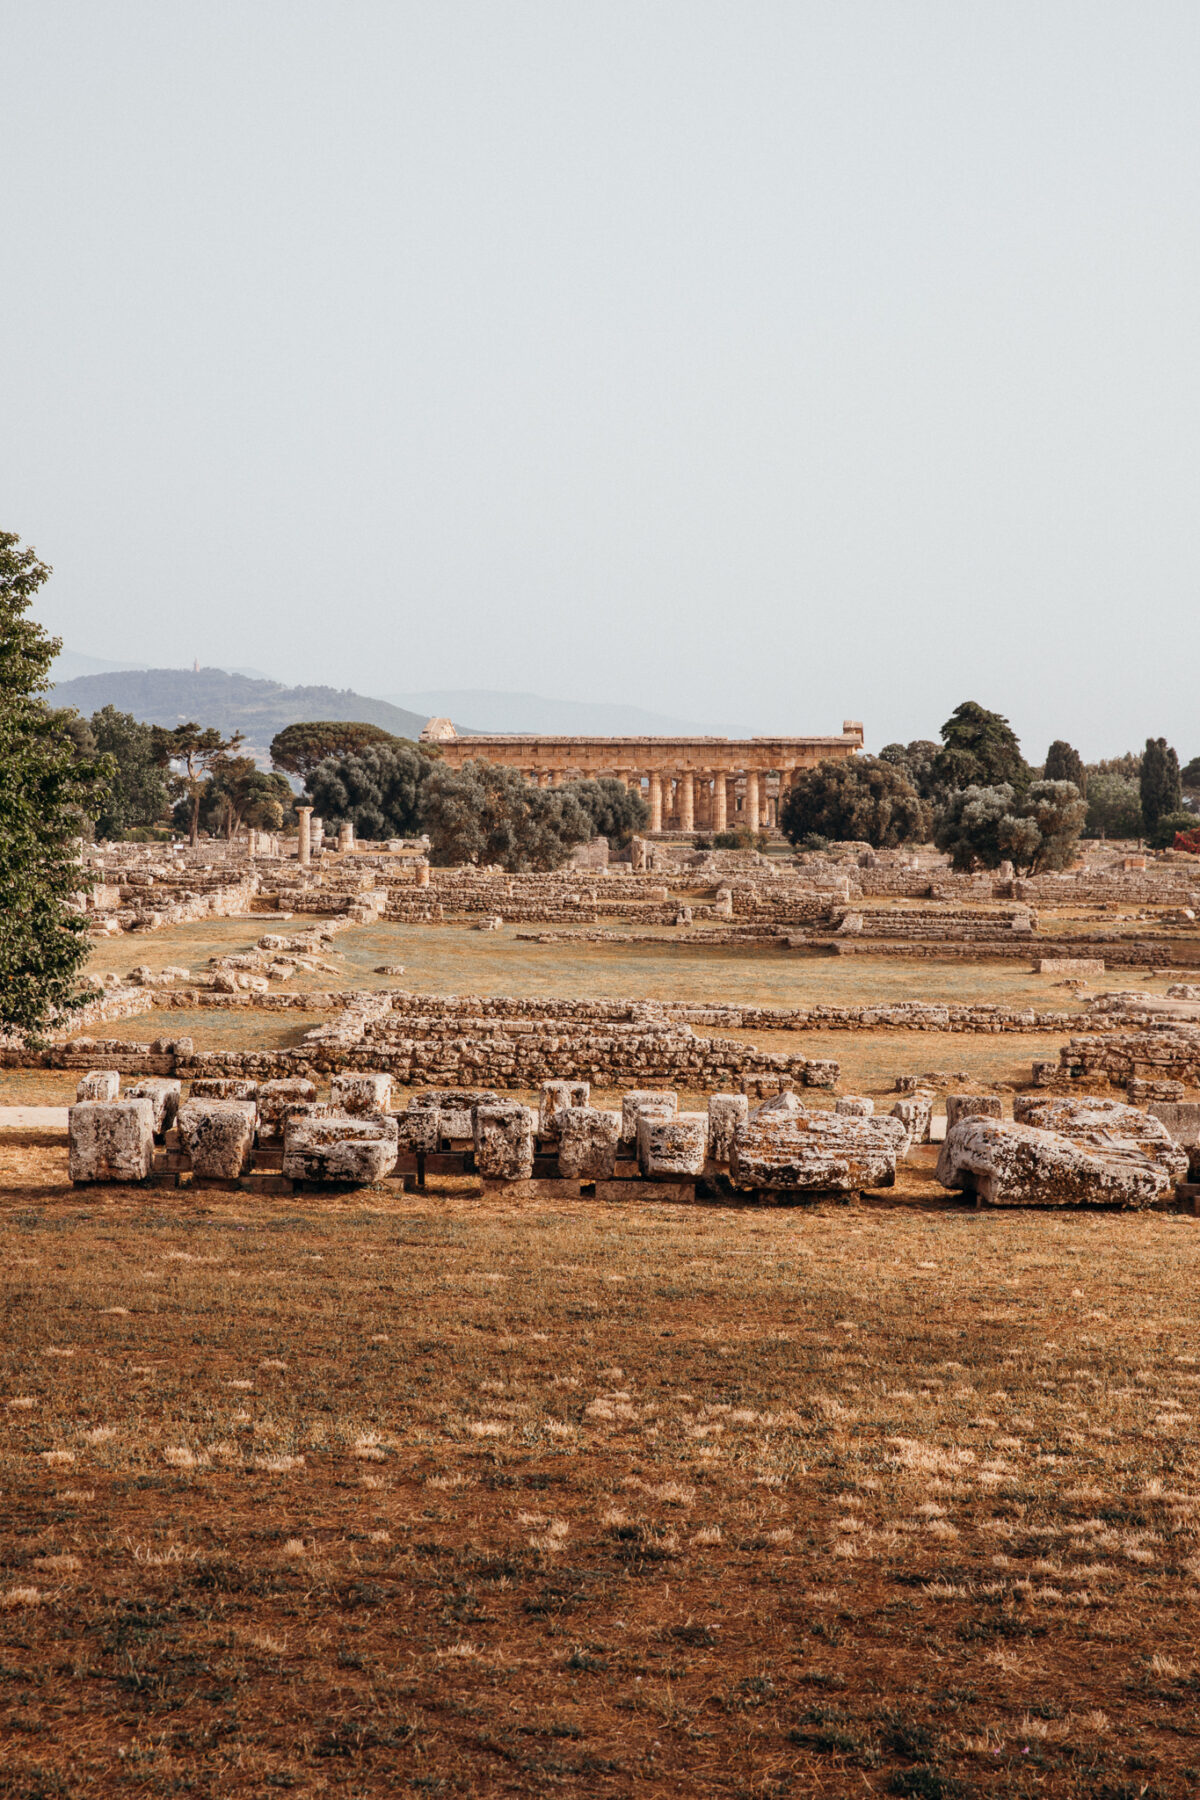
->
left=593, top=1179, right=695, bottom=1203
left=835, top=1095, right=874, bottom=1117
left=538, top=1080, right=590, bottom=1137
left=556, top=1106, right=621, bottom=1180
left=190, top=1078, right=259, bottom=1102
left=176, top=1099, right=257, bottom=1179
left=751, top=1090, right=805, bottom=1122
left=1147, top=1101, right=1200, bottom=1179
left=945, top=1094, right=1003, bottom=1130
left=637, top=1112, right=709, bottom=1178
left=283, top=1112, right=399, bottom=1183
left=76, top=1070, right=120, bottom=1103
left=256, top=1078, right=318, bottom=1138
left=125, top=1078, right=181, bottom=1134
left=396, top=1105, right=442, bottom=1155
left=1038, top=957, right=1105, bottom=976
left=69, top=1100, right=154, bottom=1183
left=331, top=1072, right=394, bottom=1116
left=473, top=1101, right=536, bottom=1180
left=620, top=1090, right=678, bottom=1149
left=890, top=1091, right=935, bottom=1153
left=730, top=1113, right=906, bottom=1194
left=936, top=1115, right=1184, bottom=1208
left=707, top=1093, right=749, bottom=1162
left=413, top=1090, right=498, bottom=1141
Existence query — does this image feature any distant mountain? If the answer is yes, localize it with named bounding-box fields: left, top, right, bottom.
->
left=49, top=666, right=437, bottom=757
left=52, top=647, right=150, bottom=682
left=383, top=688, right=747, bottom=737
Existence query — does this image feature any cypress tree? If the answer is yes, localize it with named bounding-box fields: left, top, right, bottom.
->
left=1140, top=737, right=1182, bottom=833
left=1044, top=739, right=1086, bottom=795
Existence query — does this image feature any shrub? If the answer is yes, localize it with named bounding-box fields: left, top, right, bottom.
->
left=935, top=780, right=1085, bottom=874
left=781, top=757, right=927, bottom=849
left=421, top=761, right=593, bottom=871
left=305, top=743, right=429, bottom=840
left=1147, top=810, right=1200, bottom=851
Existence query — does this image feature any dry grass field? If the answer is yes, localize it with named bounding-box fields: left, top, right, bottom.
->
left=3, top=1139, right=1200, bottom=1799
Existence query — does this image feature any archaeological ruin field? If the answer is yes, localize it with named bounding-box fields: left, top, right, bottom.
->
left=3, top=836, right=1200, bottom=1797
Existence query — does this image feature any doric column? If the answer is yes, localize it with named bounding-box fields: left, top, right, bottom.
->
left=680, top=770, right=695, bottom=832
left=745, top=770, right=760, bottom=833
left=297, top=806, right=313, bottom=866
left=713, top=775, right=727, bottom=832
left=649, top=771, right=663, bottom=832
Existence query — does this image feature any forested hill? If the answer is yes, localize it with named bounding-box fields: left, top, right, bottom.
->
left=48, top=667, right=434, bottom=748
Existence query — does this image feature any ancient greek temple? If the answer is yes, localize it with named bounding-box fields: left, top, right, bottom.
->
left=420, top=720, right=864, bottom=832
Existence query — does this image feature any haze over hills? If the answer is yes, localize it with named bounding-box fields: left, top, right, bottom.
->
left=384, top=689, right=750, bottom=737
left=48, top=666, right=436, bottom=757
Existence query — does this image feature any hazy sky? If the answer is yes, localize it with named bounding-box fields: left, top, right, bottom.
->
left=4, top=2, right=1198, bottom=755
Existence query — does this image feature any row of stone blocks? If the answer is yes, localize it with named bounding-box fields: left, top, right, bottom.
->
left=68, top=1071, right=1200, bottom=1207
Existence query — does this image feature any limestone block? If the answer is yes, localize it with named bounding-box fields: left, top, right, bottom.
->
left=539, top=1080, right=590, bottom=1137
left=638, top=1112, right=709, bottom=1179
left=945, top=1094, right=1003, bottom=1130
left=707, top=1093, right=749, bottom=1163
left=835, top=1096, right=875, bottom=1117
left=890, top=1091, right=935, bottom=1153
left=414, top=1090, right=498, bottom=1141
left=620, top=1090, right=678, bottom=1150
left=1147, top=1101, right=1200, bottom=1179
left=802, top=1061, right=840, bottom=1089
left=751, top=1090, right=805, bottom=1122
left=396, top=1106, right=442, bottom=1156
left=69, top=1100, right=155, bottom=1183
left=125, top=1078, right=182, bottom=1134
left=176, top=1100, right=257, bottom=1179
left=190, top=1078, right=259, bottom=1102
left=473, top=1102, right=536, bottom=1181
left=730, top=1113, right=906, bottom=1194
left=257, top=1078, right=318, bottom=1138
left=283, top=1112, right=398, bottom=1184
left=331, top=1072, right=394, bottom=1116
left=1038, top=958, right=1105, bottom=977
left=556, top=1106, right=622, bottom=1180
left=76, top=1070, right=120, bottom=1103
left=936, top=1116, right=1183, bottom=1208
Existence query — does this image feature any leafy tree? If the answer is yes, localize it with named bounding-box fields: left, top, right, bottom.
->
left=1140, top=737, right=1182, bottom=833
left=1087, top=751, right=1142, bottom=782
left=305, top=743, right=430, bottom=840
left=1147, top=810, right=1200, bottom=851
left=560, top=777, right=648, bottom=848
left=878, top=739, right=942, bottom=801
left=421, top=760, right=593, bottom=871
left=934, top=780, right=1085, bottom=874
left=0, top=532, right=109, bottom=1038
left=187, top=756, right=294, bottom=837
left=780, top=756, right=928, bottom=849
left=89, top=705, right=171, bottom=839
left=1084, top=773, right=1143, bottom=839
left=270, top=720, right=408, bottom=780
left=1044, top=739, right=1087, bottom=795
left=152, top=722, right=245, bottom=846
left=1181, top=755, right=1200, bottom=792
left=933, top=702, right=1028, bottom=794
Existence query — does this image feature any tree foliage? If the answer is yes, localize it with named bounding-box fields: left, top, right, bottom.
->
left=934, top=780, right=1085, bottom=874
left=1044, top=739, right=1087, bottom=795
left=305, top=743, right=430, bottom=841
left=151, top=722, right=245, bottom=846
left=270, top=720, right=409, bottom=780
left=421, top=761, right=594, bottom=871
left=1146, top=810, right=1200, bottom=852
left=1087, top=751, right=1142, bottom=782
left=1140, top=737, right=1182, bottom=833
left=1181, top=755, right=1200, bottom=792
left=560, top=777, right=648, bottom=847
left=0, top=533, right=109, bottom=1038
left=780, top=756, right=928, bottom=849
left=90, top=705, right=171, bottom=839
left=1084, top=773, right=1143, bottom=840
left=878, top=739, right=942, bottom=801
left=181, top=756, right=294, bottom=837
left=933, top=702, right=1028, bottom=794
